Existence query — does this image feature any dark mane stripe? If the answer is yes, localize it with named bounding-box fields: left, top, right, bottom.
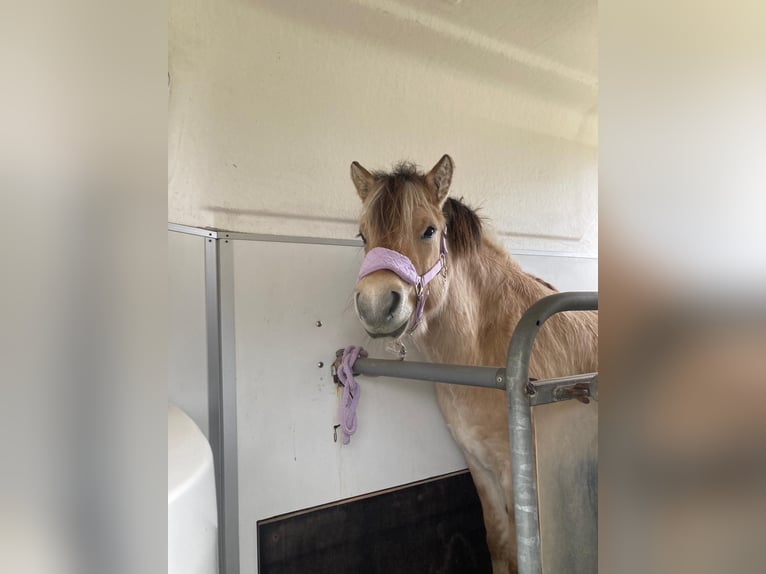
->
left=443, top=197, right=482, bottom=256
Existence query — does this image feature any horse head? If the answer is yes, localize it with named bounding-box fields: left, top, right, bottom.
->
left=349, top=155, right=459, bottom=338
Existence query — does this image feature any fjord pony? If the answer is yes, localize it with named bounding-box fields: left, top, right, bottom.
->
left=350, top=155, right=598, bottom=573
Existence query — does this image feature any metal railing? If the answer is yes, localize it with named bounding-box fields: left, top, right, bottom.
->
left=334, top=291, right=598, bottom=574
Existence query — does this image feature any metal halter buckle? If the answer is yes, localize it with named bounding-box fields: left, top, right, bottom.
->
left=415, top=278, right=424, bottom=297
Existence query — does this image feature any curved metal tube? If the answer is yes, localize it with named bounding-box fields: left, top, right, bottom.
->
left=505, top=292, right=598, bottom=574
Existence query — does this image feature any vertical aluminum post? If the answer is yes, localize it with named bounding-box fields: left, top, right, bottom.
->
left=205, top=237, right=240, bottom=574
left=505, top=292, right=598, bottom=574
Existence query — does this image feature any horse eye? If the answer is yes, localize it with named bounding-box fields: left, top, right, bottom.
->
left=356, top=232, right=366, bottom=244
left=421, top=226, right=436, bottom=239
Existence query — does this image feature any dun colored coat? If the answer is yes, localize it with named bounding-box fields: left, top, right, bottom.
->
left=350, top=155, right=598, bottom=573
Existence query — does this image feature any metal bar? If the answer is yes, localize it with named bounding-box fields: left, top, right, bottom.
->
left=527, top=373, right=598, bottom=407
left=345, top=353, right=505, bottom=389
left=169, top=224, right=596, bottom=258
left=219, top=239, right=240, bottom=574
left=205, top=238, right=240, bottom=574
left=505, top=291, right=598, bottom=574
left=168, top=223, right=362, bottom=247
left=169, top=222, right=221, bottom=238
left=221, top=231, right=362, bottom=247
left=204, top=238, right=225, bottom=574
left=340, top=353, right=598, bottom=402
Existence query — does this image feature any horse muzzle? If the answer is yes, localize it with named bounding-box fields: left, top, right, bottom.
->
left=354, top=276, right=413, bottom=337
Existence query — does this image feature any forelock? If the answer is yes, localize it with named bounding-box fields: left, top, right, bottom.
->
left=362, top=162, right=437, bottom=241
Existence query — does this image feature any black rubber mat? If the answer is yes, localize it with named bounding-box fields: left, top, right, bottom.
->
left=258, top=470, right=492, bottom=574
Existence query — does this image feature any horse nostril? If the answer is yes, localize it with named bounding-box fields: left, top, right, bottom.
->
left=387, top=291, right=401, bottom=317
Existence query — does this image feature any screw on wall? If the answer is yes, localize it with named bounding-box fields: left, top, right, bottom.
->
left=317, top=361, right=324, bottom=368
left=315, top=320, right=322, bottom=327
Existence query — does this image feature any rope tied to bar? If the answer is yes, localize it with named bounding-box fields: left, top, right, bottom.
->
left=336, top=345, right=367, bottom=445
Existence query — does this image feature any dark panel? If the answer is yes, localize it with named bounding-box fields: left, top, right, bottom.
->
left=258, top=471, right=492, bottom=574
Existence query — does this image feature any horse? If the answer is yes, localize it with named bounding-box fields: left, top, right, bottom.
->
left=349, top=155, right=598, bottom=573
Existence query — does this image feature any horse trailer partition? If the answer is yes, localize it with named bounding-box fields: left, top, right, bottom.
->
left=335, top=293, right=599, bottom=574
left=168, top=224, right=598, bottom=574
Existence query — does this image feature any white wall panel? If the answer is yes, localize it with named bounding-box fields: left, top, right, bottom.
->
left=232, top=239, right=466, bottom=573
left=513, top=253, right=598, bottom=292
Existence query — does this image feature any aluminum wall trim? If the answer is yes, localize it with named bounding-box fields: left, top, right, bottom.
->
left=168, top=224, right=360, bottom=247
left=221, top=231, right=362, bottom=247
left=169, top=222, right=221, bottom=238
left=168, top=223, right=598, bottom=258
left=204, top=238, right=225, bottom=574
left=205, top=238, right=240, bottom=574
left=219, top=239, right=240, bottom=574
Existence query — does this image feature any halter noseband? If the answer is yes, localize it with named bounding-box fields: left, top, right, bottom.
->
left=356, top=229, right=448, bottom=334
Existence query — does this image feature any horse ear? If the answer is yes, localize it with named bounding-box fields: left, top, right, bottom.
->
left=350, top=161, right=375, bottom=200
left=426, top=154, right=453, bottom=204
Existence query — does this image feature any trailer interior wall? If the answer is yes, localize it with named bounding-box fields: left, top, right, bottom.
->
left=168, top=0, right=597, bottom=257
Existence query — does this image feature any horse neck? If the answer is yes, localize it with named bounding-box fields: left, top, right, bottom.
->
left=419, top=238, right=538, bottom=365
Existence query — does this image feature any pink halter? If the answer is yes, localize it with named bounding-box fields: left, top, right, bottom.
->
left=357, top=229, right=448, bottom=333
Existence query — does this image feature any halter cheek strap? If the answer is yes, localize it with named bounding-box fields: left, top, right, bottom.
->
left=356, top=230, right=448, bottom=334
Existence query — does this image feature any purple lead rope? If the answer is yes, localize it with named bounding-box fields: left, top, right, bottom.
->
left=337, top=345, right=367, bottom=445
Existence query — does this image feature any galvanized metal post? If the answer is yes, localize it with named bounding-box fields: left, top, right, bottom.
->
left=505, top=291, right=598, bottom=574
